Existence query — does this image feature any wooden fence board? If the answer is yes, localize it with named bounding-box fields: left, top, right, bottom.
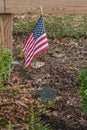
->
left=0, top=0, right=87, bottom=51
left=0, top=14, right=13, bottom=51
left=2, top=0, right=87, bottom=14
left=0, top=0, right=4, bottom=13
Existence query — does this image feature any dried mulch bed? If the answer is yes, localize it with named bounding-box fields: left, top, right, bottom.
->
left=0, top=37, right=87, bottom=130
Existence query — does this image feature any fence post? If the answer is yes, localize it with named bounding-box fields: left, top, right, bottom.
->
left=0, top=13, right=13, bottom=51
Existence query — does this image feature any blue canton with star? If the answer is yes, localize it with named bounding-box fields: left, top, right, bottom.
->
left=33, top=16, right=46, bottom=41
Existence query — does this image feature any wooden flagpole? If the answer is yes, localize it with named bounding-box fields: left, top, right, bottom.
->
left=40, top=6, right=43, bottom=16
left=40, top=6, right=48, bottom=83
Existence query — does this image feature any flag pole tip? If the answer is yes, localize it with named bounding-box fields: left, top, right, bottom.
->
left=40, top=6, right=43, bottom=16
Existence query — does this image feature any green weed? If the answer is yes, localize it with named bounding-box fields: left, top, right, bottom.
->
left=0, top=46, right=12, bottom=88
left=77, top=67, right=87, bottom=115
left=27, top=102, right=52, bottom=130
left=0, top=119, right=8, bottom=128
left=13, top=15, right=87, bottom=39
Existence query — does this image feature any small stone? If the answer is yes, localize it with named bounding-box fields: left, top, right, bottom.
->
left=46, top=73, right=51, bottom=78
left=36, top=78, right=42, bottom=82
left=52, top=111, right=58, bottom=117
left=52, top=53, right=65, bottom=58
left=15, top=100, right=28, bottom=108
left=12, top=60, right=19, bottom=65
left=67, top=115, right=72, bottom=119
left=31, top=61, right=45, bottom=69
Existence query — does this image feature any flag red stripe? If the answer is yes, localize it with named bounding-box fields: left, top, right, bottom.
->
left=26, top=46, right=48, bottom=67
left=25, top=40, right=34, bottom=55
left=24, top=37, right=34, bottom=53
left=26, top=38, right=48, bottom=60
left=24, top=33, right=46, bottom=51
left=25, top=42, right=48, bottom=63
left=25, top=34, right=47, bottom=56
left=23, top=34, right=34, bottom=52
left=25, top=36, right=48, bottom=60
left=25, top=42, right=48, bottom=64
left=24, top=33, right=33, bottom=45
left=35, top=34, right=47, bottom=44
left=26, top=40, right=48, bottom=61
left=23, top=16, right=49, bottom=68
left=25, top=43, right=48, bottom=66
left=24, top=34, right=47, bottom=54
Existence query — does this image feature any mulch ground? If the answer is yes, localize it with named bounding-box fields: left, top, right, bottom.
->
left=0, top=35, right=87, bottom=129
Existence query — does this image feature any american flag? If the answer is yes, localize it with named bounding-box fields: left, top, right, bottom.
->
left=23, top=16, right=49, bottom=68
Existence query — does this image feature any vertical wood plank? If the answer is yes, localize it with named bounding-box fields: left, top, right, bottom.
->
left=0, top=0, right=4, bottom=13
left=0, top=14, right=13, bottom=51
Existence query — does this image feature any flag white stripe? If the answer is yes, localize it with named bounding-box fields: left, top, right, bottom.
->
left=23, top=39, right=33, bottom=53
left=26, top=33, right=46, bottom=53
left=26, top=56, right=33, bottom=67
left=23, top=16, right=49, bottom=68
left=35, top=33, right=46, bottom=43
left=25, top=40, right=34, bottom=55
left=25, top=33, right=33, bottom=47
left=27, top=34, right=47, bottom=56
left=26, top=43, right=48, bottom=65
left=24, top=33, right=46, bottom=54
left=24, top=33, right=46, bottom=52
left=25, top=37, right=48, bottom=61
left=24, top=41, right=34, bottom=56
left=35, top=38, right=48, bottom=49
left=23, top=34, right=33, bottom=51
left=24, top=37, right=33, bottom=53
left=26, top=38, right=48, bottom=60
left=26, top=43, right=48, bottom=66
left=34, top=43, right=48, bottom=56
left=24, top=36, right=34, bottom=52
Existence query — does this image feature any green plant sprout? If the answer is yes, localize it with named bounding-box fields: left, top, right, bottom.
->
left=27, top=102, right=52, bottom=130
left=0, top=46, right=12, bottom=88
left=13, top=15, right=87, bottom=39
left=77, top=67, right=87, bottom=115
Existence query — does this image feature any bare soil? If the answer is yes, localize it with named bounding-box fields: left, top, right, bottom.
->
left=0, top=36, right=87, bottom=129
